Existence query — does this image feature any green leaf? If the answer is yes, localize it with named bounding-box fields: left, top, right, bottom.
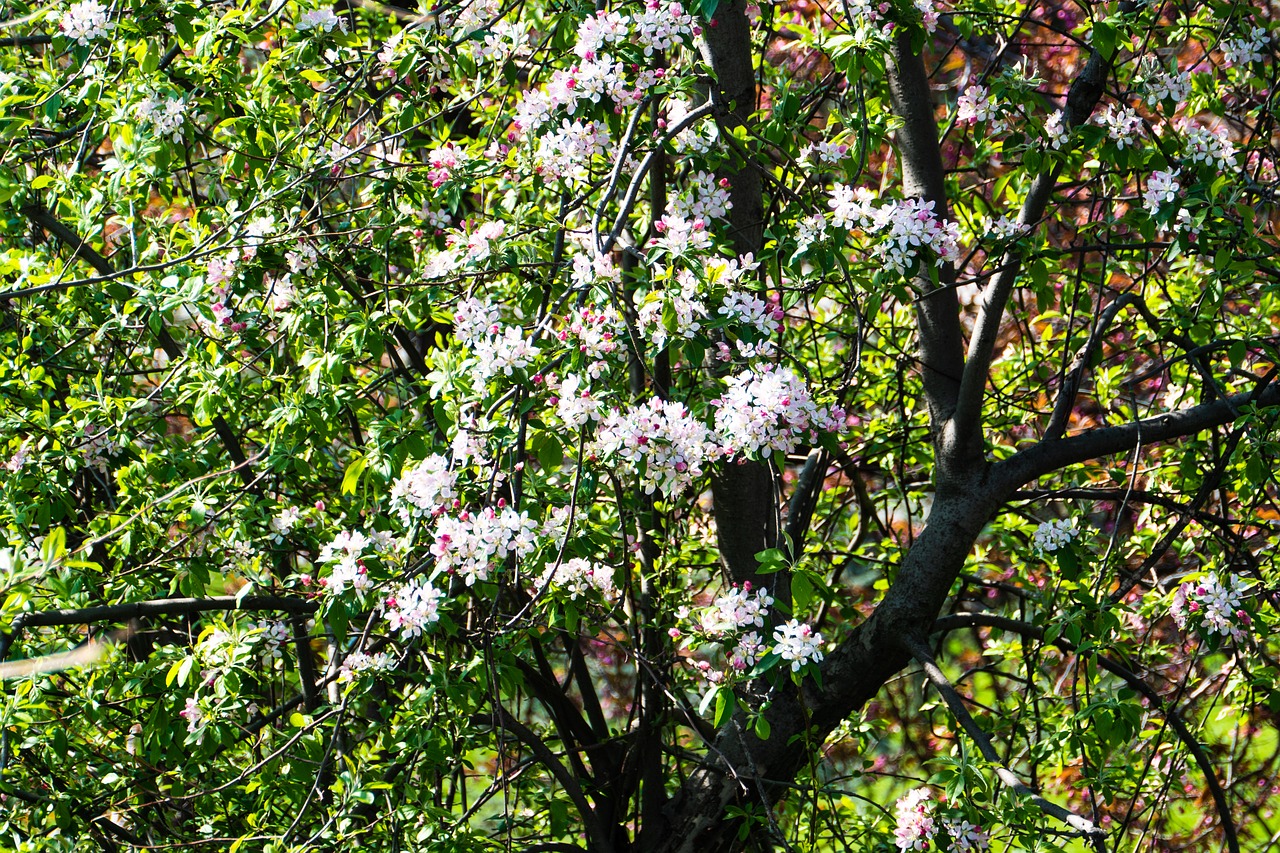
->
left=1055, top=548, right=1080, bottom=580
left=792, top=571, right=813, bottom=611
left=1091, top=21, right=1116, bottom=58
left=714, top=687, right=732, bottom=728
left=536, top=432, right=564, bottom=471
left=30, top=175, right=54, bottom=190
left=701, top=0, right=720, bottom=20
left=341, top=456, right=368, bottom=495
left=753, top=715, right=771, bottom=740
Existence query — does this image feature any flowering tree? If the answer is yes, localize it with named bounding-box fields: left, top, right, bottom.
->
left=1, top=0, right=1279, bottom=850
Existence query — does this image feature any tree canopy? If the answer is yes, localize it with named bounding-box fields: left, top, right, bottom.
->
left=1, top=0, right=1279, bottom=851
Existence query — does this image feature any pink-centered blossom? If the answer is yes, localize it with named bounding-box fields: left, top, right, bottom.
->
left=773, top=619, right=824, bottom=671
left=391, top=455, right=458, bottom=522
left=429, top=507, right=538, bottom=585
left=594, top=399, right=714, bottom=495
left=1172, top=572, right=1251, bottom=640
left=893, top=788, right=937, bottom=851
left=956, top=85, right=1004, bottom=130
left=1143, top=169, right=1181, bottom=215
left=713, top=366, right=840, bottom=458
left=385, top=578, right=446, bottom=638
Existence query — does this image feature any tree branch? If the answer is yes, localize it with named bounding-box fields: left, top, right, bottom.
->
left=489, top=706, right=617, bottom=853
left=901, top=634, right=1107, bottom=848
left=993, top=372, right=1280, bottom=492
left=1043, top=292, right=1139, bottom=441
left=951, top=5, right=1137, bottom=457
left=885, top=31, right=971, bottom=478
left=9, top=595, right=317, bottom=630
left=18, top=205, right=261, bottom=491
left=931, top=613, right=1240, bottom=853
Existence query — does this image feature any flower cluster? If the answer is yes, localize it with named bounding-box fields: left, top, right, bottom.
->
left=713, top=366, right=840, bottom=458
left=941, top=819, right=991, bottom=853
left=1143, top=169, right=1181, bottom=215
left=135, top=94, right=187, bottom=142
left=649, top=215, right=714, bottom=257
left=390, top=455, right=458, bottom=523
left=635, top=269, right=706, bottom=349
left=631, top=0, right=698, bottom=55
left=553, top=373, right=602, bottom=428
left=828, top=187, right=961, bottom=274
left=297, top=7, right=347, bottom=34
left=893, top=789, right=936, bottom=851
left=666, top=97, right=718, bottom=153
left=1182, top=122, right=1237, bottom=170
left=253, top=620, right=289, bottom=660
left=570, top=250, right=621, bottom=290
left=560, top=305, right=621, bottom=369
left=472, top=326, right=536, bottom=381
left=384, top=578, right=446, bottom=638
left=533, top=118, right=612, bottom=182
left=339, top=650, right=396, bottom=682
left=889, top=795, right=990, bottom=852
left=773, top=619, right=824, bottom=671
left=1032, top=518, right=1078, bottom=553
left=985, top=215, right=1028, bottom=241
left=703, top=583, right=775, bottom=634
left=1098, top=104, right=1144, bottom=150
left=422, top=220, right=506, bottom=278
left=542, top=557, right=617, bottom=600
left=427, top=143, right=467, bottom=187
left=60, top=1, right=114, bottom=45
left=1140, top=61, right=1191, bottom=106
left=180, top=697, right=205, bottom=733
left=452, top=297, right=502, bottom=346
left=803, top=140, right=849, bottom=166
left=429, top=507, right=538, bottom=585
left=719, top=289, right=780, bottom=338
left=728, top=631, right=767, bottom=670
left=594, top=399, right=714, bottom=495
left=1221, top=25, right=1269, bottom=68
left=670, top=171, right=732, bottom=222
left=1043, top=110, right=1070, bottom=149
left=1171, top=572, right=1252, bottom=640
left=795, top=213, right=829, bottom=251
left=318, top=529, right=373, bottom=594
left=956, top=85, right=1005, bottom=130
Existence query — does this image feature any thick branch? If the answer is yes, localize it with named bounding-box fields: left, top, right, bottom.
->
left=993, top=374, right=1280, bottom=492
left=885, top=31, right=970, bottom=477
left=702, top=0, right=779, bottom=585
left=1, top=34, right=51, bottom=47
left=9, top=595, right=317, bottom=630
left=951, top=7, right=1135, bottom=456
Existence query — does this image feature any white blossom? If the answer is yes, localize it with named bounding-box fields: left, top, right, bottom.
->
left=772, top=619, right=824, bottom=671
left=60, top=1, right=114, bottom=45
left=297, top=7, right=348, bottom=34
left=1033, top=518, right=1078, bottom=552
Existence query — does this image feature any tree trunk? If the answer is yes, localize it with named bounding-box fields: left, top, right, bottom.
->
left=650, top=16, right=997, bottom=853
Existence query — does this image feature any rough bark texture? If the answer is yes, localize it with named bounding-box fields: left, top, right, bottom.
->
left=702, top=0, right=780, bottom=589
